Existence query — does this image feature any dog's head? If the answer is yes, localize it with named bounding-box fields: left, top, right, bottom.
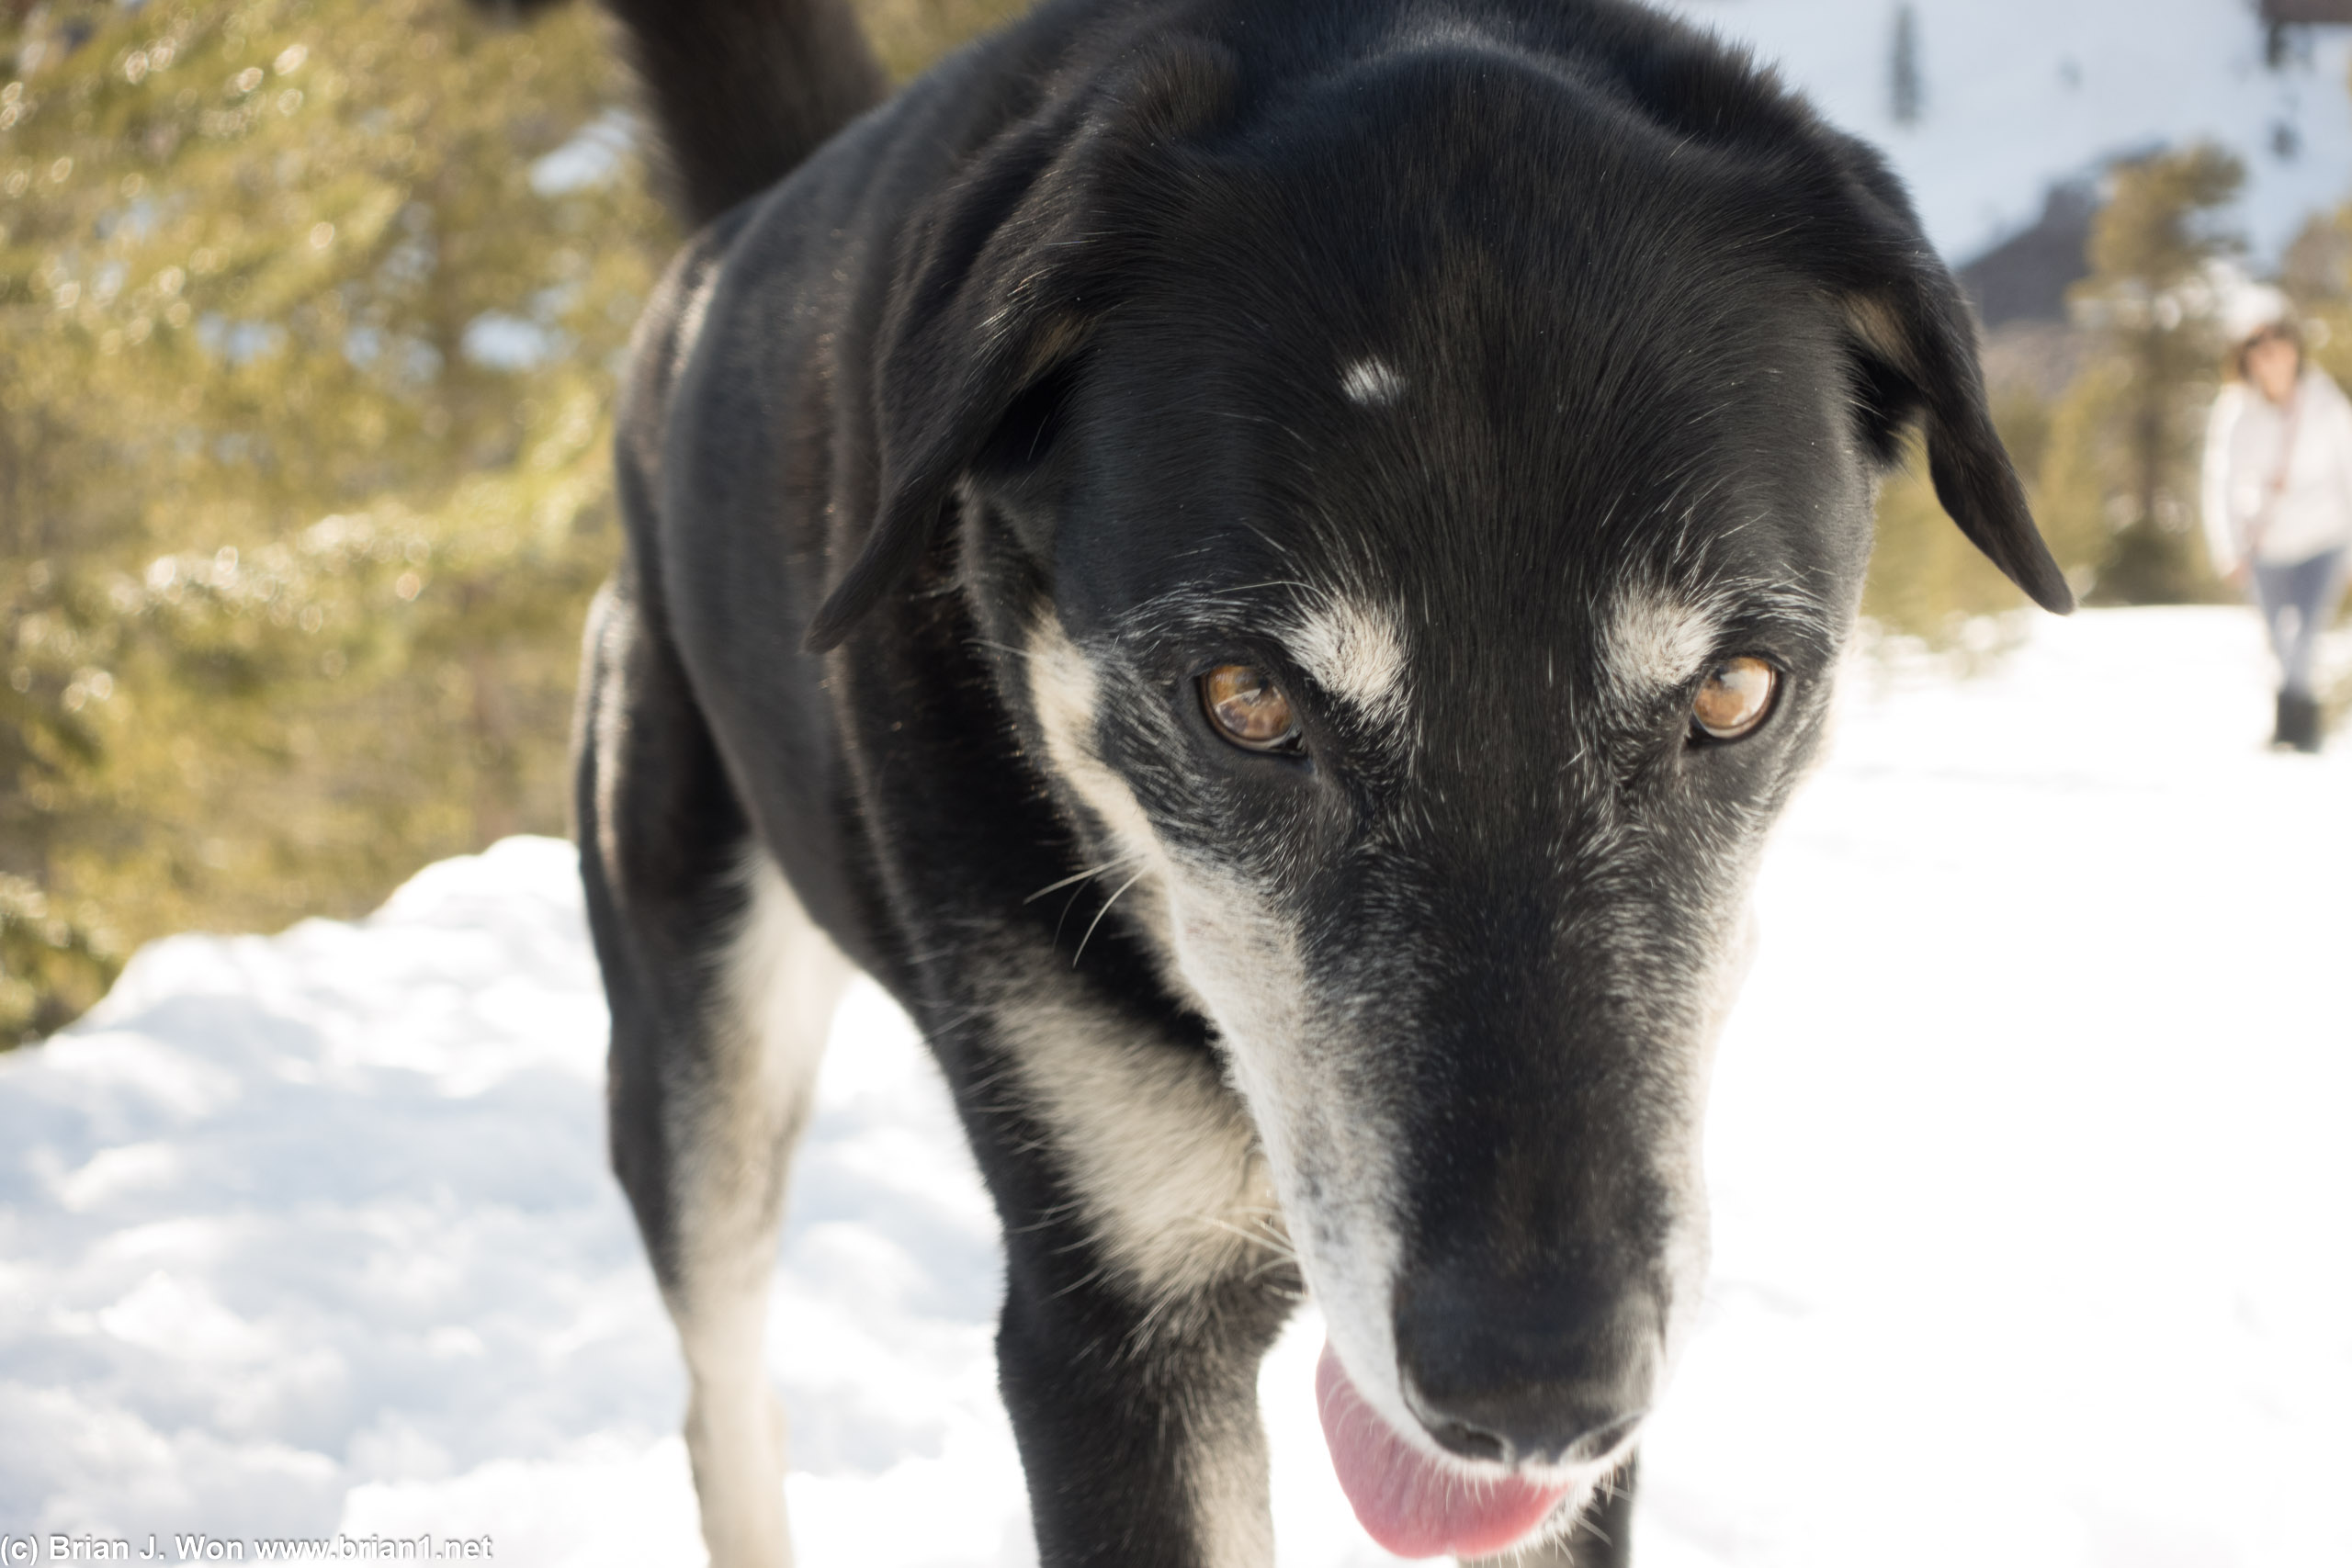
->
left=813, top=19, right=2066, bottom=1552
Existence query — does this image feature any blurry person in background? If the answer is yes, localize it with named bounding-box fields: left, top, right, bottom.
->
left=2203, top=291, right=2352, bottom=754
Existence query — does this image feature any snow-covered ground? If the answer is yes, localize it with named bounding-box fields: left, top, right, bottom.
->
left=1653, top=0, right=2352, bottom=265
left=4, top=605, right=2348, bottom=1566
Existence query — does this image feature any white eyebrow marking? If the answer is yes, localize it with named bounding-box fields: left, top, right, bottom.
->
left=1340, top=356, right=1406, bottom=407
left=1606, top=582, right=1721, bottom=705
left=1288, top=596, right=1409, bottom=726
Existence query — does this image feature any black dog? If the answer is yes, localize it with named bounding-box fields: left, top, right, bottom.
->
left=568, top=0, right=2071, bottom=1561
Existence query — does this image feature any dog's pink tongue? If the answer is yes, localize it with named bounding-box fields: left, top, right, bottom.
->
left=1316, top=1341, right=1569, bottom=1560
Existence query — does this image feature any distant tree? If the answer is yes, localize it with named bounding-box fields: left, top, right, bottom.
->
left=2037, top=144, right=2246, bottom=605
left=2279, top=190, right=2352, bottom=724
left=1, top=0, right=667, bottom=1043
left=0, top=867, right=114, bottom=1037
left=1862, top=387, right=2082, bottom=643
left=0, top=0, right=1037, bottom=1043
left=1891, top=4, right=1923, bottom=127
left=862, top=0, right=1032, bottom=81
left=2281, top=206, right=2351, bottom=379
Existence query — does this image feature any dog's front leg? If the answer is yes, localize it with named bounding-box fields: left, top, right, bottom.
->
left=956, top=996, right=1298, bottom=1566
left=995, top=1240, right=1293, bottom=1568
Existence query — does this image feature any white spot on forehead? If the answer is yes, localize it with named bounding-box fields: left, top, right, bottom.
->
left=1340, top=356, right=1406, bottom=408
left=1288, top=597, right=1409, bottom=726
left=1606, top=584, right=1721, bottom=705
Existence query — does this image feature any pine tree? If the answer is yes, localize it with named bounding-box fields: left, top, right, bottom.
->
left=1891, top=5, right=1923, bottom=128
left=2281, top=206, right=2351, bottom=378
left=2279, top=197, right=2352, bottom=721
left=0, top=0, right=674, bottom=1046
left=0, top=0, right=1042, bottom=1043
left=2037, top=144, right=2246, bottom=606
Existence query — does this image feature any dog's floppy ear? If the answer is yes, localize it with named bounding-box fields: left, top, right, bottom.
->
left=804, top=113, right=1104, bottom=653
left=1808, top=141, right=2075, bottom=615
left=804, top=39, right=1242, bottom=652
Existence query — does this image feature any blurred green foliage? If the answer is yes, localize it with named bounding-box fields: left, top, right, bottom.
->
left=2279, top=188, right=2352, bottom=728
left=862, top=0, right=1032, bottom=81
left=0, top=0, right=1030, bottom=1043
left=2283, top=204, right=2352, bottom=389
left=1860, top=390, right=2063, bottom=644
left=2050, top=144, right=2247, bottom=606
left=0, top=864, right=113, bottom=1035
left=2, top=0, right=662, bottom=1043
left=1864, top=143, right=2267, bottom=639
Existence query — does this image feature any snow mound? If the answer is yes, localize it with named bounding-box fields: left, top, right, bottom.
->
left=3, top=607, right=2348, bottom=1566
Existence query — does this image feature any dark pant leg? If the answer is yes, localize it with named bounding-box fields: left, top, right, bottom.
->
left=2255, top=548, right=2348, bottom=697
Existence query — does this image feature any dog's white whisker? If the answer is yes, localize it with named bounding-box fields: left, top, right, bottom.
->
left=1070, top=869, right=1148, bottom=967
left=1023, top=852, right=1145, bottom=904
left=1188, top=1211, right=1302, bottom=1269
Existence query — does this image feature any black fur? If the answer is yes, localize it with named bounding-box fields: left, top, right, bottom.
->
left=567, top=2, right=2070, bottom=1562
left=604, top=0, right=885, bottom=224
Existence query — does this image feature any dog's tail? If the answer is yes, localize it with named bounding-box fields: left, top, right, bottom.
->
left=550, top=0, right=888, bottom=227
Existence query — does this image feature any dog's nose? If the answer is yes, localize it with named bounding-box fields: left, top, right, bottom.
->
left=1393, top=1274, right=1658, bottom=1468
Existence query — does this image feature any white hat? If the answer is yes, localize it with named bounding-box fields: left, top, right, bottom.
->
left=2219, top=281, right=2292, bottom=346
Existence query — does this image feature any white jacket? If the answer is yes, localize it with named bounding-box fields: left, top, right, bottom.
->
left=2201, top=367, right=2352, bottom=572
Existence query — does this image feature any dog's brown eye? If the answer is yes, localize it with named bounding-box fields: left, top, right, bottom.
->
left=1691, top=657, right=1777, bottom=741
left=1202, top=664, right=1299, bottom=751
